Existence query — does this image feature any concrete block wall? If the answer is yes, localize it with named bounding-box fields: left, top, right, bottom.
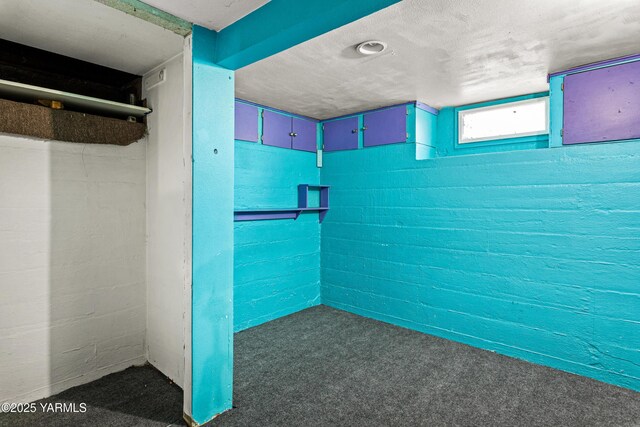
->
left=234, top=141, right=321, bottom=331
left=320, top=141, right=640, bottom=391
left=0, top=135, right=147, bottom=403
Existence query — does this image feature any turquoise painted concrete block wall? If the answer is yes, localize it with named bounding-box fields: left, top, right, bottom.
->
left=234, top=141, right=321, bottom=331
left=320, top=141, right=640, bottom=391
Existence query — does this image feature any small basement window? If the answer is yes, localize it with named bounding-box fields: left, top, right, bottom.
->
left=458, top=97, right=549, bottom=144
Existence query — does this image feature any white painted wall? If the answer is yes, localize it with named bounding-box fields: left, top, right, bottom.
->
left=0, top=135, right=147, bottom=403
left=144, top=43, right=191, bottom=388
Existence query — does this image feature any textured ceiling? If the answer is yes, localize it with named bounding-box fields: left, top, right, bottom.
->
left=236, top=0, right=640, bottom=119
left=0, top=0, right=184, bottom=75
left=143, top=0, right=270, bottom=31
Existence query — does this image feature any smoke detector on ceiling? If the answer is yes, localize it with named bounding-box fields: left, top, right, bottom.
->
left=356, top=40, right=387, bottom=56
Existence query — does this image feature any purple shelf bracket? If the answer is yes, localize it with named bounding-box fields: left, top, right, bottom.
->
left=234, top=184, right=330, bottom=223
left=319, top=186, right=329, bottom=222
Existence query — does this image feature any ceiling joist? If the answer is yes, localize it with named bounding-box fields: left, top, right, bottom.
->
left=94, top=0, right=192, bottom=36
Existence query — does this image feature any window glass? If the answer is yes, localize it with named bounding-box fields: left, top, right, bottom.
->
left=458, top=97, right=549, bottom=144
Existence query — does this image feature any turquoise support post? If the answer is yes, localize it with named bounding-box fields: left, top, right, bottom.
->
left=191, top=25, right=235, bottom=425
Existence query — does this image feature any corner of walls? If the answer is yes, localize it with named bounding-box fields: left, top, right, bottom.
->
left=234, top=129, right=322, bottom=331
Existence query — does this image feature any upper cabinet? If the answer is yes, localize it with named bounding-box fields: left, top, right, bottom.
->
left=563, top=61, right=640, bottom=145
left=262, top=109, right=317, bottom=151
left=322, top=105, right=409, bottom=151
left=323, top=116, right=359, bottom=151
left=234, top=101, right=259, bottom=142
left=291, top=117, right=317, bottom=152
left=262, top=110, right=292, bottom=149
left=237, top=100, right=436, bottom=155
left=363, top=105, right=407, bottom=147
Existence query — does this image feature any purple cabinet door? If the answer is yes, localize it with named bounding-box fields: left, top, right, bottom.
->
left=292, top=117, right=317, bottom=152
left=262, top=110, right=292, bottom=149
left=363, top=106, right=407, bottom=147
left=323, top=117, right=359, bottom=151
left=564, top=61, right=640, bottom=145
left=234, top=101, right=259, bottom=142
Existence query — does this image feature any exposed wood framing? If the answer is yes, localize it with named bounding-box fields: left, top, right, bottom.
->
left=94, top=0, right=192, bottom=36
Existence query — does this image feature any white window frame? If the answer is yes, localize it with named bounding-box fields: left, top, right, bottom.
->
left=458, top=97, right=550, bottom=144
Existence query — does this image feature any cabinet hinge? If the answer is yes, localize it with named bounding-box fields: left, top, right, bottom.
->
left=561, top=83, right=564, bottom=91
left=560, top=128, right=563, bottom=137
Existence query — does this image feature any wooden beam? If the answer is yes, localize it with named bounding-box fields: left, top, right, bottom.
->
left=94, top=0, right=192, bottom=36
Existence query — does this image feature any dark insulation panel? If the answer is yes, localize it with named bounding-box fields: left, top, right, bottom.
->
left=0, top=98, right=146, bottom=145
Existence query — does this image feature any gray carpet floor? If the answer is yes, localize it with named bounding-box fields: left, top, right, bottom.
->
left=2, top=305, right=639, bottom=426
left=213, top=306, right=640, bottom=427
left=0, top=363, right=184, bottom=426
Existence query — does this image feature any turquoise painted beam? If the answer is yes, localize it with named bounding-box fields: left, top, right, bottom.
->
left=215, top=0, right=401, bottom=70
left=191, top=25, right=235, bottom=425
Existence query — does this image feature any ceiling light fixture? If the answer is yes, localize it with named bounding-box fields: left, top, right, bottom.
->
left=356, top=40, right=387, bottom=56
